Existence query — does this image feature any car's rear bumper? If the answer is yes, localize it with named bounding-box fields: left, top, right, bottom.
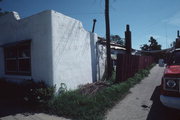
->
left=160, top=95, right=180, bottom=110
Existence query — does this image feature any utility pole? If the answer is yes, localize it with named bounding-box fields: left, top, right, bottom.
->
left=92, top=19, right=97, bottom=33
left=105, top=0, right=112, bottom=79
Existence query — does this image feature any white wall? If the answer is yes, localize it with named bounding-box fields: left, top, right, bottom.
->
left=0, top=11, right=53, bottom=85
left=0, top=10, right=106, bottom=90
left=50, top=11, right=99, bottom=90
left=96, top=43, right=106, bottom=81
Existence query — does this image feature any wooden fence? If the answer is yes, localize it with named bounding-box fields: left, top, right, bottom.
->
left=116, top=54, right=154, bottom=83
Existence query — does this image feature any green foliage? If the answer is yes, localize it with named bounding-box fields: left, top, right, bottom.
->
left=141, top=44, right=149, bottom=51
left=106, top=70, right=116, bottom=84
left=0, top=11, right=9, bottom=16
left=0, top=0, right=9, bottom=16
left=140, top=36, right=161, bottom=51
left=49, top=90, right=103, bottom=120
left=0, top=64, right=155, bottom=120
left=23, top=81, right=55, bottom=105
left=47, top=64, right=154, bottom=120
left=140, top=36, right=163, bottom=61
left=110, top=35, right=125, bottom=46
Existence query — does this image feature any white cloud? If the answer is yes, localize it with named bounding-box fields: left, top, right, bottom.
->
left=162, top=12, right=180, bottom=26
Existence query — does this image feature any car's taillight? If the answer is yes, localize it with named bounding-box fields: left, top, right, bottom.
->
left=163, top=78, right=179, bottom=92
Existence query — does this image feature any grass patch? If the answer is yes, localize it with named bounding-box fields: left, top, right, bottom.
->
left=47, top=64, right=155, bottom=120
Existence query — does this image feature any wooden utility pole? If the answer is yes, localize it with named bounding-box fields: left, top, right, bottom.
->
left=105, top=0, right=112, bottom=79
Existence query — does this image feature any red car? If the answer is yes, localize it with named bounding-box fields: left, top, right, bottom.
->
left=160, top=49, right=180, bottom=109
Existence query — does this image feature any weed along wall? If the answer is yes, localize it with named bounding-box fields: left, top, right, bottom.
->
left=0, top=10, right=106, bottom=91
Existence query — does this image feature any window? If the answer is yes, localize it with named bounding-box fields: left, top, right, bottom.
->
left=4, top=41, right=31, bottom=76
left=173, top=52, right=180, bottom=64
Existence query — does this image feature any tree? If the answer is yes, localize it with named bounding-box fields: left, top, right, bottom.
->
left=110, top=35, right=125, bottom=46
left=140, top=36, right=161, bottom=51
left=141, top=44, right=149, bottom=51
left=0, top=0, right=2, bottom=12
left=140, top=36, right=163, bottom=62
left=0, top=0, right=9, bottom=16
left=149, top=36, right=161, bottom=50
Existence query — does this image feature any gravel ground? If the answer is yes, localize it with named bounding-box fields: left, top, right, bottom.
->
left=0, top=113, right=71, bottom=120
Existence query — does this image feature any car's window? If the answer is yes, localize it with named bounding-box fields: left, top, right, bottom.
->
left=168, top=51, right=180, bottom=65
left=173, top=52, right=180, bottom=64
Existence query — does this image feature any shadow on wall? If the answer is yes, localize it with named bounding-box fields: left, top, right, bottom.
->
left=90, top=34, right=106, bottom=83
left=90, top=33, right=97, bottom=83
left=147, top=86, right=180, bottom=120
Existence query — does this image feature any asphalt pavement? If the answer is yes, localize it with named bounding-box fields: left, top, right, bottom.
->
left=106, top=65, right=180, bottom=120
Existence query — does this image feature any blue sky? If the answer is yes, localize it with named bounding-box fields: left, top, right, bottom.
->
left=1, top=0, right=180, bottom=50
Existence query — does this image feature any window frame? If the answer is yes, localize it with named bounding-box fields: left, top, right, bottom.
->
left=4, top=40, right=31, bottom=76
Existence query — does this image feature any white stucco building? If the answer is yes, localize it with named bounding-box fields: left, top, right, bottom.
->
left=0, top=10, right=106, bottom=90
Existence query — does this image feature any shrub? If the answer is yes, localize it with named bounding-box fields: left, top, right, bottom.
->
left=23, top=81, right=55, bottom=105
left=47, top=64, right=155, bottom=120
left=49, top=91, right=101, bottom=120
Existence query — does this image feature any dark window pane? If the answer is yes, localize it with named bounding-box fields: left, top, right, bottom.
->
left=174, top=52, right=180, bottom=64
left=5, top=46, right=17, bottom=58
left=6, top=60, right=17, bottom=72
left=19, top=59, right=31, bottom=72
left=18, top=44, right=30, bottom=58
left=4, top=41, right=31, bottom=75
